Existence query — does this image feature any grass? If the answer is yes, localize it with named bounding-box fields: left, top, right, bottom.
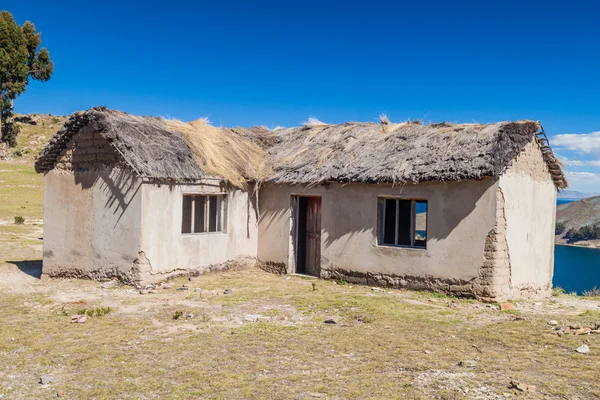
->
left=0, top=155, right=599, bottom=398
left=0, top=269, right=599, bottom=399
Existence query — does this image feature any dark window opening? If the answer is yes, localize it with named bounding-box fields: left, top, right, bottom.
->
left=378, top=198, right=427, bottom=248
left=182, top=194, right=225, bottom=234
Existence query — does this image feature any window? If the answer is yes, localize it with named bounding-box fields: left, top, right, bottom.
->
left=181, top=194, right=225, bottom=234
left=378, top=198, right=427, bottom=248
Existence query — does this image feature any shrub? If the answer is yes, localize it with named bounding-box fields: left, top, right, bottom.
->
left=14, top=216, right=24, bottom=224
left=582, top=287, right=600, bottom=297
left=555, top=222, right=565, bottom=235
left=76, top=307, right=113, bottom=317
left=552, top=286, right=566, bottom=296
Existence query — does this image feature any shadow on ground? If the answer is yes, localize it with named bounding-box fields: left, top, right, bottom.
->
left=7, top=260, right=42, bottom=279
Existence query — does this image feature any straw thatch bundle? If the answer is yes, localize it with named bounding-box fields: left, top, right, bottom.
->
left=36, top=107, right=567, bottom=189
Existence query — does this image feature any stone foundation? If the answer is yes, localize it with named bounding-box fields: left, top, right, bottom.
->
left=320, top=267, right=480, bottom=298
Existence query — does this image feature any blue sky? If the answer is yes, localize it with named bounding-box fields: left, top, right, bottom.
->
left=4, top=0, right=600, bottom=192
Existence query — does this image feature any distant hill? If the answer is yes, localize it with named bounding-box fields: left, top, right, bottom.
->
left=557, top=190, right=600, bottom=200
left=557, top=196, right=600, bottom=229
left=556, top=196, right=600, bottom=247
left=0, top=113, right=66, bottom=160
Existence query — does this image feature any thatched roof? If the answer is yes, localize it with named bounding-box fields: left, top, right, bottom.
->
left=35, top=107, right=271, bottom=186
left=35, top=107, right=567, bottom=189
left=267, top=120, right=567, bottom=188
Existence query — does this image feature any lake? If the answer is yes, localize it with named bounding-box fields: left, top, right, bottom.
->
left=553, top=244, right=600, bottom=294
left=552, top=198, right=600, bottom=293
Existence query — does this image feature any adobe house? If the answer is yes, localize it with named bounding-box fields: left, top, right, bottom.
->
left=35, top=108, right=567, bottom=300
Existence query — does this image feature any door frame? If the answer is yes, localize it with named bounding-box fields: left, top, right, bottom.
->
left=290, top=194, right=322, bottom=275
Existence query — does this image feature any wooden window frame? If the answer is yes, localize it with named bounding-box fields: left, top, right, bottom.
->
left=377, top=197, right=427, bottom=249
left=181, top=194, right=226, bottom=235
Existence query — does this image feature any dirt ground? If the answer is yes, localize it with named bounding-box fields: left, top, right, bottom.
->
left=1, top=162, right=600, bottom=399
left=1, top=261, right=600, bottom=400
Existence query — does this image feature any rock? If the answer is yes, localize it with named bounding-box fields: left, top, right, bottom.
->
left=509, top=380, right=535, bottom=392
left=370, top=287, right=384, bottom=292
left=570, top=323, right=582, bottom=330
left=194, top=288, right=202, bottom=293
left=223, top=289, right=232, bottom=295
left=100, top=280, right=118, bottom=289
left=70, top=315, right=86, bottom=324
left=176, top=287, right=188, bottom=291
left=547, top=320, right=558, bottom=326
left=447, top=301, right=458, bottom=308
left=39, top=375, right=53, bottom=385
left=500, top=303, right=514, bottom=311
left=575, top=327, right=591, bottom=335
left=162, top=285, right=172, bottom=290
left=576, top=344, right=590, bottom=354
left=459, top=360, right=477, bottom=368
left=143, top=284, right=155, bottom=290
left=591, top=330, right=600, bottom=334
left=324, top=319, right=337, bottom=324
left=555, top=328, right=564, bottom=337
left=595, top=322, right=600, bottom=330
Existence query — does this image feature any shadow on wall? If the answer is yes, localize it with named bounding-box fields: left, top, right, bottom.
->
left=69, top=138, right=142, bottom=228
left=7, top=260, right=42, bottom=279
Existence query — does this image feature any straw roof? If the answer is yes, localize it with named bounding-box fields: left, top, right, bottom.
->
left=35, top=107, right=567, bottom=189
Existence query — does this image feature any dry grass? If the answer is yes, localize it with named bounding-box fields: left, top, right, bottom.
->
left=0, top=158, right=598, bottom=399
left=164, top=118, right=270, bottom=188
left=0, top=266, right=599, bottom=399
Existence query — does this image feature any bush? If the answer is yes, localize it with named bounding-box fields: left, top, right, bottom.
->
left=76, top=307, right=113, bottom=317
left=14, top=216, right=24, bottom=224
left=552, top=286, right=566, bottom=296
left=555, top=222, right=565, bottom=235
left=582, top=287, right=600, bottom=297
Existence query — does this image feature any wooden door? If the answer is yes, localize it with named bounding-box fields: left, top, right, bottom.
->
left=305, top=197, right=322, bottom=276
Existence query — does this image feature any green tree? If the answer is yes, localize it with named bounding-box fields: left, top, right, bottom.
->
left=0, top=10, right=53, bottom=146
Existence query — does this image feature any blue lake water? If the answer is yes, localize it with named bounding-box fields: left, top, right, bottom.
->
left=552, top=198, right=600, bottom=293
left=553, top=245, right=600, bottom=293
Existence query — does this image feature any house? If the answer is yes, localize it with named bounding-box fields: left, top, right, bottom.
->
left=35, top=107, right=567, bottom=300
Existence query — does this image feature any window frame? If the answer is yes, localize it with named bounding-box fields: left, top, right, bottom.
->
left=181, top=193, right=227, bottom=235
left=377, top=197, right=428, bottom=249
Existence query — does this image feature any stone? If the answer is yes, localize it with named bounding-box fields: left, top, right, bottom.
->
left=499, top=303, right=514, bottom=311
left=162, top=285, right=172, bottom=290
left=510, top=380, right=535, bottom=392
left=324, top=319, right=337, bottom=324
left=576, top=344, right=590, bottom=354
left=70, top=315, right=86, bottom=324
left=595, top=322, right=600, bottom=330
left=459, top=360, right=477, bottom=368
left=223, top=289, right=232, bottom=295
left=547, top=320, right=558, bottom=326
left=176, top=287, right=188, bottom=291
left=39, top=375, right=53, bottom=385
left=447, top=301, right=458, bottom=308
left=591, top=330, right=600, bottom=334
left=100, top=280, right=118, bottom=289
left=570, top=323, right=582, bottom=330
left=575, top=327, right=591, bottom=335
left=194, top=288, right=202, bottom=293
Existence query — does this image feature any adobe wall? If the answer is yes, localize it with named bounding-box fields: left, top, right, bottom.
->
left=498, top=140, right=556, bottom=299
left=138, top=181, right=258, bottom=285
left=42, top=168, right=143, bottom=283
left=258, top=179, right=500, bottom=297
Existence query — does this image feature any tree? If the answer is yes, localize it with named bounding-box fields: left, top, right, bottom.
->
left=0, top=11, right=53, bottom=146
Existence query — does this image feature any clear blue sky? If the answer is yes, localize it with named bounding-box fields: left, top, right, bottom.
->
left=4, top=0, right=600, bottom=192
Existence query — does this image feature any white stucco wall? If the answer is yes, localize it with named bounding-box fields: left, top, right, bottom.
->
left=499, top=141, right=556, bottom=296
left=139, top=181, right=258, bottom=277
left=258, top=179, right=499, bottom=287
left=42, top=168, right=143, bottom=281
